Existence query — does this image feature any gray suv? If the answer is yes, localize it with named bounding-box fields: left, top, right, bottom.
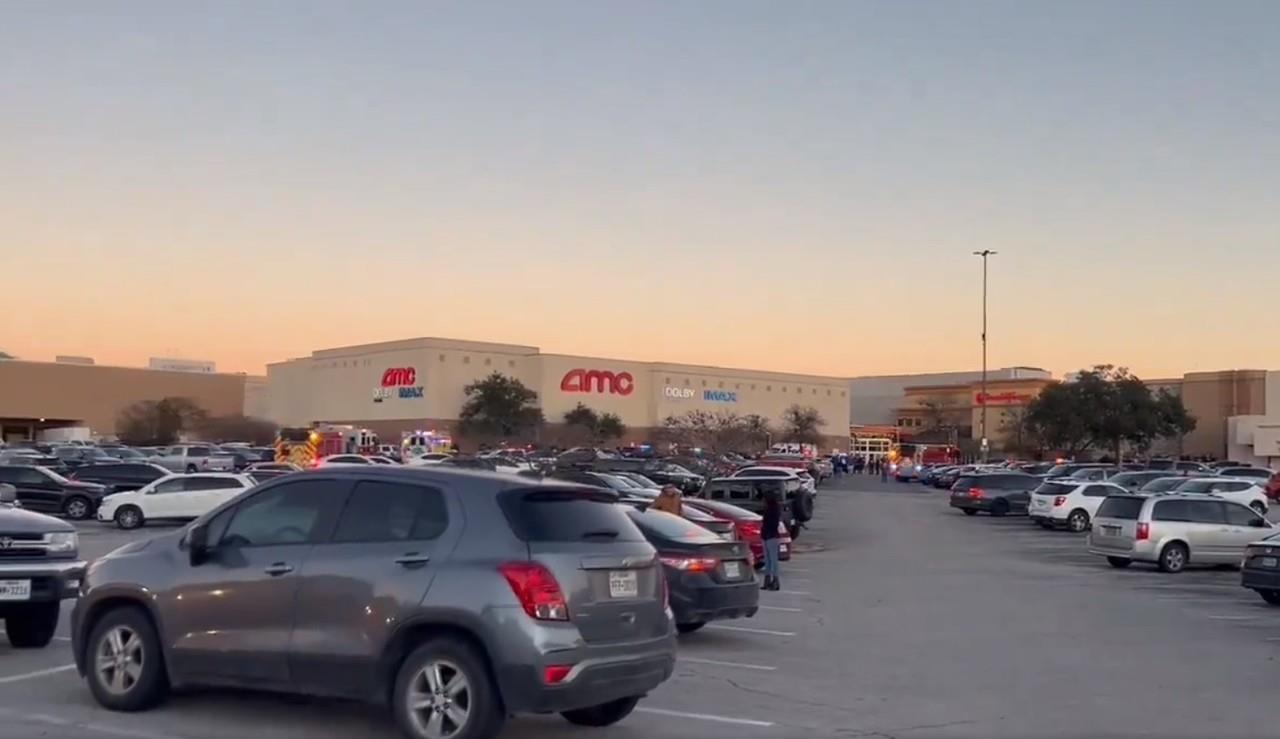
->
left=71, top=467, right=676, bottom=739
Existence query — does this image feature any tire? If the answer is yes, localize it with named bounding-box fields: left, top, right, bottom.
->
left=4, top=601, right=59, bottom=648
left=1258, top=589, right=1280, bottom=606
left=561, top=696, right=641, bottom=727
left=1251, top=501, right=1268, bottom=515
left=676, top=622, right=706, bottom=634
left=793, top=492, right=814, bottom=523
left=990, top=499, right=1010, bottom=517
left=962, top=509, right=979, bottom=516
left=63, top=496, right=92, bottom=521
left=184, top=464, right=197, bottom=474
left=114, top=506, right=144, bottom=530
left=85, top=606, right=169, bottom=711
left=1158, top=542, right=1189, bottom=573
left=393, top=637, right=504, bottom=739
left=1066, top=509, right=1090, bottom=533
left=1107, top=557, right=1132, bottom=569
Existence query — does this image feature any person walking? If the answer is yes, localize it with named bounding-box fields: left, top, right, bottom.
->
left=652, top=485, right=683, bottom=516
left=879, top=457, right=889, bottom=482
left=760, top=488, right=782, bottom=591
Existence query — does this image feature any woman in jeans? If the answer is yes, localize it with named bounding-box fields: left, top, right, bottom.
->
left=760, top=488, right=782, bottom=591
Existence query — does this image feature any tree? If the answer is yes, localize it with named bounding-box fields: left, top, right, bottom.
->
left=561, top=403, right=626, bottom=445
left=195, top=415, right=279, bottom=445
left=0, top=351, right=13, bottom=360
left=658, top=410, right=718, bottom=450
left=116, top=397, right=208, bottom=446
left=997, top=406, right=1041, bottom=458
left=740, top=414, right=774, bottom=455
left=919, top=395, right=960, bottom=432
left=596, top=413, right=626, bottom=443
left=781, top=405, right=826, bottom=445
left=457, top=373, right=544, bottom=442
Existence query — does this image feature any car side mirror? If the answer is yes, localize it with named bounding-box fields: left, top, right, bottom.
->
left=188, top=522, right=210, bottom=565
left=0, top=485, right=15, bottom=504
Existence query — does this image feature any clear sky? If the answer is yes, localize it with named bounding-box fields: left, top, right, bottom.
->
left=2, top=1, right=1276, bottom=381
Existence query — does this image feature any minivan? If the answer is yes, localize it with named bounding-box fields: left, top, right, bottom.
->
left=1088, top=493, right=1275, bottom=573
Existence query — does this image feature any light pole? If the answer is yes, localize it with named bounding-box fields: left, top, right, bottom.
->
left=973, top=250, right=997, bottom=462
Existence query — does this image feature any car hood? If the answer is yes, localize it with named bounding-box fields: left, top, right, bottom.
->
left=66, top=480, right=106, bottom=492
left=0, top=505, right=75, bottom=533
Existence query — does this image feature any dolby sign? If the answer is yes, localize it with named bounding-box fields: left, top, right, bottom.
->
left=664, top=386, right=695, bottom=399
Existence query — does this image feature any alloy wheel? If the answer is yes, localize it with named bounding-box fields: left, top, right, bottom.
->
left=406, top=659, right=471, bottom=738
left=66, top=499, right=88, bottom=519
left=96, top=626, right=144, bottom=696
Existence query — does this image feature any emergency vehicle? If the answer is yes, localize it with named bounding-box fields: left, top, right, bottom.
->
left=401, top=430, right=454, bottom=460
left=274, top=424, right=379, bottom=466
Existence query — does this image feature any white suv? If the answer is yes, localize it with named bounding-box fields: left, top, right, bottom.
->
left=1172, top=477, right=1269, bottom=514
left=1029, top=481, right=1128, bottom=532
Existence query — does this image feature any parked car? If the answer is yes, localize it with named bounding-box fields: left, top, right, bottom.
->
left=1214, top=466, right=1274, bottom=482
left=592, top=458, right=704, bottom=493
left=1170, top=477, right=1269, bottom=514
left=1088, top=493, right=1274, bottom=572
left=0, top=451, right=72, bottom=475
left=1268, top=471, right=1280, bottom=501
left=1043, top=462, right=1112, bottom=479
left=404, top=452, right=453, bottom=466
left=97, top=473, right=254, bottom=529
left=612, top=471, right=662, bottom=490
left=0, top=465, right=106, bottom=520
left=1063, top=466, right=1119, bottom=482
left=153, top=445, right=236, bottom=474
left=0, top=484, right=86, bottom=648
left=51, top=446, right=117, bottom=469
left=246, top=462, right=302, bottom=473
left=72, top=468, right=676, bottom=737
left=1240, top=532, right=1280, bottom=604
left=684, top=497, right=791, bottom=567
left=729, top=466, right=816, bottom=495
left=247, top=469, right=292, bottom=484
left=549, top=470, right=638, bottom=493
left=1108, top=471, right=1172, bottom=492
left=697, top=477, right=813, bottom=537
left=1028, top=480, right=1128, bottom=532
left=69, top=462, right=170, bottom=494
left=99, top=447, right=148, bottom=461
left=1139, top=476, right=1192, bottom=494
left=319, top=454, right=375, bottom=466
left=625, top=506, right=757, bottom=634
left=948, top=473, right=1041, bottom=517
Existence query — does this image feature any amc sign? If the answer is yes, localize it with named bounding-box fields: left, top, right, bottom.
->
left=561, top=369, right=635, bottom=396
left=374, top=366, right=424, bottom=402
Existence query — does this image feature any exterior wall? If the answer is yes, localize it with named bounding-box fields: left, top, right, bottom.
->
left=0, top=361, right=246, bottom=438
left=1268, top=371, right=1280, bottom=417
left=1180, top=370, right=1268, bottom=458
left=850, top=367, right=1050, bottom=425
left=897, top=378, right=1052, bottom=445
left=242, top=376, right=269, bottom=418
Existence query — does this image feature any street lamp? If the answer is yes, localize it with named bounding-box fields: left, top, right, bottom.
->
left=973, top=250, right=997, bottom=462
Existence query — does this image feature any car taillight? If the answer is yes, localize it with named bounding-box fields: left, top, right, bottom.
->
left=969, top=488, right=985, bottom=499
left=1136, top=522, right=1150, bottom=541
left=498, top=562, right=569, bottom=621
left=543, top=665, right=573, bottom=684
left=1053, top=496, right=1067, bottom=507
left=659, top=555, right=719, bottom=572
left=738, top=521, right=762, bottom=539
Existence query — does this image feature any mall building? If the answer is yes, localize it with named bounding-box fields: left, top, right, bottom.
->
left=265, top=337, right=852, bottom=448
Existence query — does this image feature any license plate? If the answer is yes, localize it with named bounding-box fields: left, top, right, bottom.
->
left=608, top=570, right=638, bottom=599
left=1101, top=525, right=1121, bottom=536
left=0, top=579, right=31, bottom=601
left=1263, top=557, right=1278, bottom=568
left=723, top=561, right=742, bottom=579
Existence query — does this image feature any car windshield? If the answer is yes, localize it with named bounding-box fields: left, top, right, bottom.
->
left=1034, top=482, right=1077, bottom=496
left=1045, top=465, right=1071, bottom=477
left=39, top=467, right=71, bottom=484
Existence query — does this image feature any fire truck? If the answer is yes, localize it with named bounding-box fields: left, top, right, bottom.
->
left=888, top=443, right=960, bottom=480
left=274, top=424, right=379, bottom=466
left=401, top=429, right=454, bottom=460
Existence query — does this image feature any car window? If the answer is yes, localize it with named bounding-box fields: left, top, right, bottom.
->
left=1187, top=500, right=1227, bottom=524
left=1215, top=481, right=1250, bottom=493
left=993, top=475, right=1035, bottom=489
left=626, top=508, right=721, bottom=543
left=498, top=488, right=644, bottom=543
left=221, top=479, right=349, bottom=547
left=1223, top=503, right=1264, bottom=528
left=186, top=476, right=246, bottom=491
left=187, top=447, right=210, bottom=458
left=1098, top=497, right=1145, bottom=520
left=0, top=468, right=19, bottom=484
left=151, top=478, right=187, bottom=494
left=1083, top=485, right=1114, bottom=498
left=331, top=480, right=448, bottom=543
left=1152, top=499, right=1192, bottom=522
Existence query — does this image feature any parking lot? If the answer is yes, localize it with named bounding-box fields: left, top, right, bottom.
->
left=3, top=475, right=1280, bottom=738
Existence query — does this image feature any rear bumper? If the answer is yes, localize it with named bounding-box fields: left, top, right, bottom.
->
left=1029, top=513, right=1065, bottom=527
left=950, top=498, right=989, bottom=512
left=670, top=579, right=759, bottom=625
left=1242, top=567, right=1280, bottom=591
left=1088, top=538, right=1154, bottom=562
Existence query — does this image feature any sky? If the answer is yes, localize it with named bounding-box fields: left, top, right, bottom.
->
left=2, top=1, right=1277, bottom=381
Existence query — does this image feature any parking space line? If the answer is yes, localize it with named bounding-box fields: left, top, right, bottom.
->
left=1207, top=615, right=1255, bottom=621
left=638, top=707, right=775, bottom=727
left=777, top=590, right=812, bottom=596
left=705, top=624, right=796, bottom=637
left=758, top=605, right=805, bottom=612
left=681, top=656, right=777, bottom=671
left=0, top=664, right=77, bottom=685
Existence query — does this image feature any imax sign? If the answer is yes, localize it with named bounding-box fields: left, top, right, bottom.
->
left=703, top=390, right=738, bottom=403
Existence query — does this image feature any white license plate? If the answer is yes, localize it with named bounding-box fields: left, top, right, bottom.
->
left=608, top=570, right=638, bottom=599
left=1263, top=557, right=1278, bottom=568
left=1101, top=526, right=1121, bottom=536
left=723, top=561, right=742, bottom=579
left=0, top=579, right=31, bottom=601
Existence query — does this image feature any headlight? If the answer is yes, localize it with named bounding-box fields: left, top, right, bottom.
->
left=47, top=532, right=78, bottom=555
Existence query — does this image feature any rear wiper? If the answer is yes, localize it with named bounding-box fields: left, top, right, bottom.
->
left=580, top=529, right=620, bottom=539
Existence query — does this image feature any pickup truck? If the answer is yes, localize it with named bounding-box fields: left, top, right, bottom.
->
left=152, top=445, right=236, bottom=474
left=0, top=484, right=87, bottom=647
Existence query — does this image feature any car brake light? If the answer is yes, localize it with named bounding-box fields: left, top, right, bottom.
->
left=498, top=562, right=569, bottom=621
left=969, top=487, right=985, bottom=499
left=543, top=665, right=573, bottom=684
left=738, top=521, right=762, bottom=539
left=1053, top=496, right=1067, bottom=507
left=659, top=555, right=719, bottom=572
left=1136, top=522, right=1150, bottom=541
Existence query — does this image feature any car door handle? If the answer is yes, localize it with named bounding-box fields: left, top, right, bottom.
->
left=263, top=563, right=294, bottom=576
left=394, top=554, right=431, bottom=568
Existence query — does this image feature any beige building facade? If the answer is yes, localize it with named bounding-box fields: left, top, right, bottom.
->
left=265, top=338, right=852, bottom=447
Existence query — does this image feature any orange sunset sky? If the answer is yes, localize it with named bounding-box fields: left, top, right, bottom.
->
left=2, top=3, right=1277, bottom=381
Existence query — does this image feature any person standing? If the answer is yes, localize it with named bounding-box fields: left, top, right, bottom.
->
left=760, top=489, right=782, bottom=591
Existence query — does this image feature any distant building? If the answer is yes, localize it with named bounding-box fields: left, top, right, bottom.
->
left=848, top=367, right=1052, bottom=426
left=148, top=357, right=216, bottom=374
left=55, top=355, right=95, bottom=365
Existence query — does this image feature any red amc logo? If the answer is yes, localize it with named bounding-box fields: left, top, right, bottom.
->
left=381, top=367, right=418, bottom=387
left=560, top=369, right=635, bottom=396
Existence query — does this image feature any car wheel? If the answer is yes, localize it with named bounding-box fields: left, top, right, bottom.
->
left=4, top=601, right=59, bottom=648
left=114, top=506, right=144, bottom=530
left=1158, top=542, right=1188, bottom=573
left=63, top=496, right=92, bottom=520
left=1251, top=501, right=1268, bottom=515
left=676, top=621, right=706, bottom=634
left=86, top=606, right=169, bottom=711
left=1258, top=589, right=1280, bottom=606
left=1106, top=557, right=1132, bottom=569
left=184, top=464, right=197, bottom=474
left=393, top=637, right=503, bottom=739
left=561, top=696, right=641, bottom=727
left=990, top=499, right=1010, bottom=517
left=1066, top=509, right=1090, bottom=533
left=962, top=509, right=978, bottom=516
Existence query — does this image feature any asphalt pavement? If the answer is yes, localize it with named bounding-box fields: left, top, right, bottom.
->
left=1, top=476, right=1278, bottom=738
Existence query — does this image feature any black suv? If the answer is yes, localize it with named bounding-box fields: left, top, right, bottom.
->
left=70, top=463, right=170, bottom=494
left=948, top=473, right=1041, bottom=516
left=0, top=465, right=107, bottom=520
left=696, top=477, right=813, bottom=537
left=0, top=484, right=86, bottom=647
